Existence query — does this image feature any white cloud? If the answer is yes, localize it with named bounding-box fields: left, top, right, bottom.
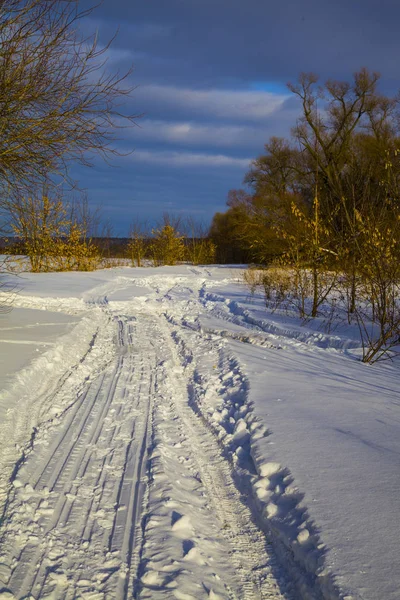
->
left=136, top=84, right=290, bottom=122
left=132, top=150, right=251, bottom=169
left=134, top=119, right=266, bottom=148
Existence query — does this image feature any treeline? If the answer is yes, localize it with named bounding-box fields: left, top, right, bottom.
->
left=211, top=69, right=400, bottom=362
left=3, top=202, right=216, bottom=270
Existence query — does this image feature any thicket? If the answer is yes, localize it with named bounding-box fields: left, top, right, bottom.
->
left=127, top=216, right=216, bottom=267
left=9, top=193, right=101, bottom=272
left=212, top=69, right=400, bottom=363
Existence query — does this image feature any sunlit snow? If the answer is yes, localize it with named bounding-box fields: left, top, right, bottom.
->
left=0, top=265, right=398, bottom=600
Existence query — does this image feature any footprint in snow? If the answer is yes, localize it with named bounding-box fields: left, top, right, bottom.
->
left=171, top=512, right=194, bottom=538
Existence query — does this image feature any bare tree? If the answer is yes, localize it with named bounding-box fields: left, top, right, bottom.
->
left=183, top=217, right=216, bottom=265
left=0, top=0, right=138, bottom=200
left=69, top=193, right=102, bottom=240
left=0, top=0, right=137, bottom=298
left=236, top=69, right=400, bottom=361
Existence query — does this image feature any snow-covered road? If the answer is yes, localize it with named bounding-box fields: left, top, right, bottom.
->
left=0, top=266, right=399, bottom=600
left=0, top=271, right=292, bottom=600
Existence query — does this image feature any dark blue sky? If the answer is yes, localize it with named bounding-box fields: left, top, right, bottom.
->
left=77, top=0, right=400, bottom=235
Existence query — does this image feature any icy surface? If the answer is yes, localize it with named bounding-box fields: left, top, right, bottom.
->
left=0, top=265, right=398, bottom=600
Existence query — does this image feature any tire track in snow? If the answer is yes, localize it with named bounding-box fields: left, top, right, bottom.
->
left=0, top=270, right=310, bottom=600
left=0, top=311, right=112, bottom=519
left=141, top=312, right=288, bottom=600
left=199, top=286, right=358, bottom=353
left=0, top=316, right=155, bottom=600
left=124, top=278, right=290, bottom=599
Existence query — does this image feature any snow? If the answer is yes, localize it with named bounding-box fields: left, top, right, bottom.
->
left=234, top=340, right=400, bottom=600
left=199, top=278, right=400, bottom=600
left=0, top=264, right=399, bottom=599
left=0, top=308, right=80, bottom=387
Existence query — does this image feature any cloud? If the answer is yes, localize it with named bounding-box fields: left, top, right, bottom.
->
left=132, top=149, right=251, bottom=169
left=74, top=157, right=244, bottom=233
left=132, top=119, right=269, bottom=148
left=127, top=23, right=173, bottom=41
left=121, top=91, right=301, bottom=156
left=86, top=1, right=400, bottom=91
left=101, top=46, right=134, bottom=65
left=75, top=0, right=400, bottom=236
left=135, top=85, right=290, bottom=123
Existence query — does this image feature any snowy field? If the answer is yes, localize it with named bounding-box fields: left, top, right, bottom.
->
left=0, top=265, right=399, bottom=600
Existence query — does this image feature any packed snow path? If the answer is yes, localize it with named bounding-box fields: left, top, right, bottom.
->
left=0, top=316, right=153, bottom=599
left=0, top=274, right=293, bottom=600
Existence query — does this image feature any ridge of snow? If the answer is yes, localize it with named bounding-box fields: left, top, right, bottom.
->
left=0, top=306, right=114, bottom=516
left=172, top=323, right=343, bottom=600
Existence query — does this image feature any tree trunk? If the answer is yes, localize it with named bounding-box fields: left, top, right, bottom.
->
left=312, top=265, right=319, bottom=317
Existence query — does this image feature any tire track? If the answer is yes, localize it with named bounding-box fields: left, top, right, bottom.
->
left=0, top=317, right=155, bottom=600
left=0, top=271, right=305, bottom=600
